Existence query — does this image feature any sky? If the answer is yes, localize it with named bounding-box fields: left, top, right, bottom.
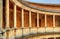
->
left=25, top=0, right=60, bottom=4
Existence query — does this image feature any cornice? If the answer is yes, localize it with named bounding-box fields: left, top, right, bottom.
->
left=18, top=0, right=60, bottom=13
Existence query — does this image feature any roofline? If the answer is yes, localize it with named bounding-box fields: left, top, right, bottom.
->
left=18, top=0, right=60, bottom=13
left=23, top=0, right=60, bottom=7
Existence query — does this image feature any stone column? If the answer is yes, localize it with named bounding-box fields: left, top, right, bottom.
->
left=53, top=15, right=55, bottom=27
left=29, top=11, right=32, bottom=27
left=0, top=0, right=3, bottom=39
left=6, top=0, right=9, bottom=28
left=0, top=0, right=3, bottom=29
left=37, top=13, right=39, bottom=27
left=14, top=4, right=16, bottom=28
left=29, top=11, right=32, bottom=35
left=45, top=14, right=47, bottom=27
left=45, top=14, right=47, bottom=32
left=22, top=9, right=24, bottom=28
left=54, top=37, right=56, bottom=39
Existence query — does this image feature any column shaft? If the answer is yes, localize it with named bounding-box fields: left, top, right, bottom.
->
left=14, top=4, right=16, bottom=28
left=6, top=0, right=9, bottom=28
left=22, top=9, right=24, bottom=28
left=54, top=37, right=56, bottom=39
left=29, top=11, right=31, bottom=27
left=37, top=13, right=39, bottom=27
left=0, top=0, right=3, bottom=29
left=45, top=14, right=47, bottom=27
left=53, top=15, right=55, bottom=27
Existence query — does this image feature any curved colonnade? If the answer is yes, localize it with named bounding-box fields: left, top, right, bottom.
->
left=1, top=0, right=60, bottom=39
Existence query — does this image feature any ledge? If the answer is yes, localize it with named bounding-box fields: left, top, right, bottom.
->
left=16, top=32, right=60, bottom=39
left=3, top=27, right=60, bottom=39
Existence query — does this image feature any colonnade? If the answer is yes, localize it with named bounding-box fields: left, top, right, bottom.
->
left=4, top=0, right=56, bottom=29
left=1, top=0, right=60, bottom=39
